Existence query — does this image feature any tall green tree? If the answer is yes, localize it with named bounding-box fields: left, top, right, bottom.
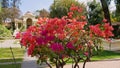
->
left=1, top=0, right=9, bottom=8
left=50, top=0, right=85, bottom=18
left=114, top=0, right=120, bottom=21
left=0, top=8, right=11, bottom=23
left=39, top=9, right=49, bottom=17
left=11, top=0, right=21, bottom=8
left=1, top=0, right=21, bottom=32
left=10, top=0, right=21, bottom=32
left=100, top=0, right=111, bottom=25
left=87, top=0, right=103, bottom=25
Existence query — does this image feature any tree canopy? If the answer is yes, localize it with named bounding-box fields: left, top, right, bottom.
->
left=50, top=0, right=86, bottom=18
left=87, top=0, right=103, bottom=25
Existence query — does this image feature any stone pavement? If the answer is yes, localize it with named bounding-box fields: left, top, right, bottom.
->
left=21, top=49, right=49, bottom=68
left=21, top=54, right=120, bottom=68
left=59, top=60, right=120, bottom=68
left=0, top=39, right=21, bottom=48
left=21, top=49, right=38, bottom=68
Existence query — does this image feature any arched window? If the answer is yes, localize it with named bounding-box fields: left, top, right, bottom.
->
left=26, top=18, right=32, bottom=28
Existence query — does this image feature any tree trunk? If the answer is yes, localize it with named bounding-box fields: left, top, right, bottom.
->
left=100, top=0, right=111, bottom=25
left=45, top=61, right=52, bottom=68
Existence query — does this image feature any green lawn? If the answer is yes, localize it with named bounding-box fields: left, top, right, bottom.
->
left=0, top=48, right=25, bottom=63
left=66, top=50, right=120, bottom=63
left=0, top=58, right=23, bottom=63
left=0, top=63, right=21, bottom=68
left=0, top=40, right=4, bottom=43
left=91, top=50, right=120, bottom=61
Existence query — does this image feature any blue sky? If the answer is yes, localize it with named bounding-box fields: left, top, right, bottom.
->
left=19, top=0, right=89, bottom=14
left=20, top=0, right=115, bottom=14
left=20, top=0, right=54, bottom=14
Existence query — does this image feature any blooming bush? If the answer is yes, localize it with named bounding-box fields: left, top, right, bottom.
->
left=19, top=5, right=114, bottom=68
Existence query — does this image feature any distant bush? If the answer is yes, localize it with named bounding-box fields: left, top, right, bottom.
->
left=0, top=25, right=12, bottom=37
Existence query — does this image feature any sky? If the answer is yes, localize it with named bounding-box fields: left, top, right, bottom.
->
left=20, top=0, right=54, bottom=14
left=20, top=0, right=116, bottom=15
left=19, top=0, right=93, bottom=14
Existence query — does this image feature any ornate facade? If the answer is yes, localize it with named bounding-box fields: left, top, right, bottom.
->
left=14, top=11, right=38, bottom=31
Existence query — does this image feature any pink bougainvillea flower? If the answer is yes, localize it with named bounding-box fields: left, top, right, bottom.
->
left=68, top=12, right=73, bottom=18
left=66, top=42, right=74, bottom=49
left=41, top=30, right=48, bottom=36
left=80, top=16, right=86, bottom=20
left=50, top=43, right=64, bottom=53
left=70, top=4, right=78, bottom=11
left=28, top=44, right=35, bottom=55
left=78, top=8, right=83, bottom=13
left=15, top=32, right=21, bottom=39
left=46, top=35, right=55, bottom=41
left=76, top=45, right=83, bottom=51
left=36, top=37, right=45, bottom=45
left=84, top=52, right=89, bottom=56
left=89, top=24, right=104, bottom=37
left=102, top=19, right=107, bottom=23
left=103, top=23, right=114, bottom=38
left=19, top=4, right=114, bottom=66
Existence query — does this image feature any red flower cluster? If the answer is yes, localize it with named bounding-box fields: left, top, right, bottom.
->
left=66, top=42, right=74, bottom=49
left=89, top=23, right=114, bottom=39
left=103, top=23, right=114, bottom=38
left=19, top=4, right=114, bottom=60
left=50, top=43, right=64, bottom=53
left=68, top=4, right=83, bottom=19
left=15, top=32, right=21, bottom=39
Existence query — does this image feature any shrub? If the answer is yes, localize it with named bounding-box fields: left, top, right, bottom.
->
left=19, top=5, right=114, bottom=68
left=0, top=24, right=12, bottom=37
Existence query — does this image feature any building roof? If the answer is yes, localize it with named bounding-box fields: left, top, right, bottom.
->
left=23, top=11, right=35, bottom=18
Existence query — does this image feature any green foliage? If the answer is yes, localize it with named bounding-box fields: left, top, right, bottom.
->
left=0, top=24, right=12, bottom=37
left=100, top=0, right=111, bottom=24
left=87, top=0, right=103, bottom=25
left=114, top=0, right=120, bottom=22
left=105, top=0, right=111, bottom=5
left=19, top=26, right=25, bottom=32
left=50, top=0, right=86, bottom=18
left=39, top=9, right=49, bottom=17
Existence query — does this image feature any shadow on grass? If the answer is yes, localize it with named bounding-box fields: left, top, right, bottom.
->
left=0, top=63, right=21, bottom=68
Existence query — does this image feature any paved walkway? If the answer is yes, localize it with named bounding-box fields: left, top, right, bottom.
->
left=21, top=49, right=38, bottom=68
left=21, top=53, right=120, bottom=68
left=0, top=39, right=21, bottom=48
left=21, top=49, right=49, bottom=68
left=49, top=59, right=120, bottom=68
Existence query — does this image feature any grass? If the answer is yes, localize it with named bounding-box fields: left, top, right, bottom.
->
left=0, top=48, right=25, bottom=63
left=0, top=63, right=21, bottom=68
left=0, top=58, right=23, bottom=63
left=0, top=48, right=25, bottom=58
left=66, top=50, right=120, bottom=63
left=0, top=40, right=4, bottom=43
left=91, top=50, right=120, bottom=61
